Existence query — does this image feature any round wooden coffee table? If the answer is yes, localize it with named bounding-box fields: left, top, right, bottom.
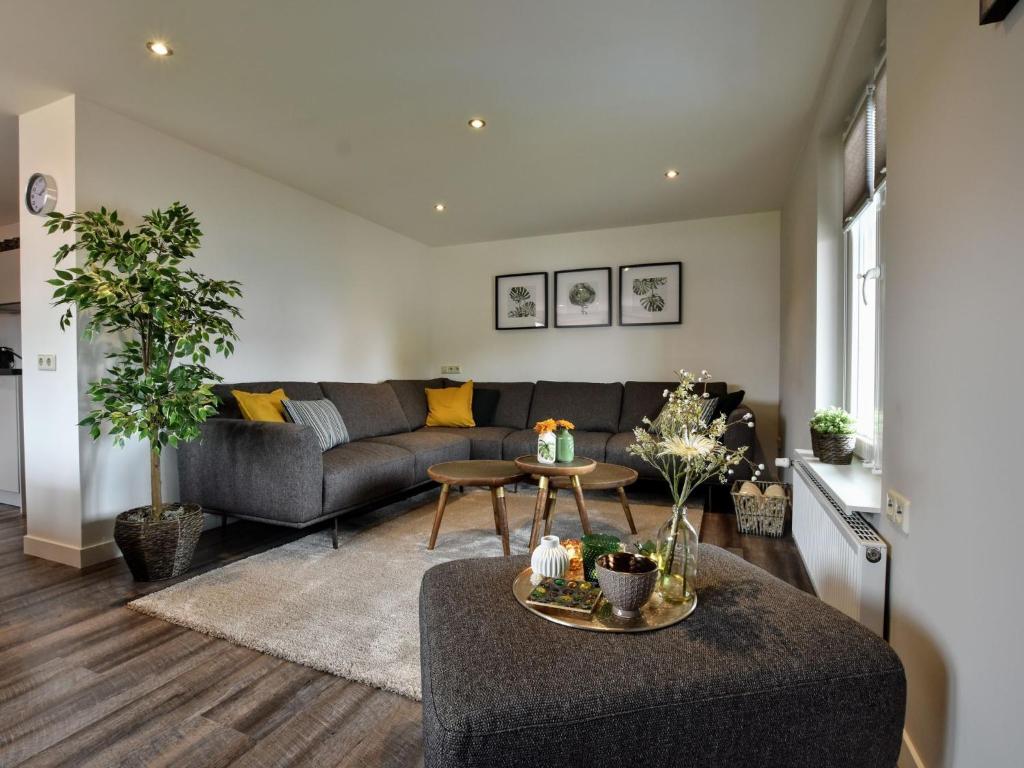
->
left=427, top=460, right=527, bottom=556
left=513, top=455, right=596, bottom=550
left=541, top=462, right=639, bottom=538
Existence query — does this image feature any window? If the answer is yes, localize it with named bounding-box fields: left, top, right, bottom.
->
left=844, top=187, right=883, bottom=453
left=842, top=60, right=886, bottom=470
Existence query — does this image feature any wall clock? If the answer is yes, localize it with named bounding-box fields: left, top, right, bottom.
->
left=25, top=172, right=58, bottom=216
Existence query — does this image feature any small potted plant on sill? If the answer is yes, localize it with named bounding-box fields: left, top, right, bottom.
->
left=47, top=203, right=242, bottom=581
left=809, top=407, right=857, bottom=465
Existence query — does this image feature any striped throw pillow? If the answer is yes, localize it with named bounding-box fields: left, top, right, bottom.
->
left=699, top=396, right=720, bottom=425
left=283, top=399, right=350, bottom=452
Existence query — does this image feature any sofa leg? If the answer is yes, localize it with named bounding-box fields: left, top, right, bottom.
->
left=332, top=517, right=339, bottom=550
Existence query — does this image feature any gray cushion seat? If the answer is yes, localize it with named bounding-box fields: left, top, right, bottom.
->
left=501, top=428, right=611, bottom=462
left=419, top=426, right=513, bottom=460
left=420, top=548, right=906, bottom=768
left=369, top=430, right=471, bottom=481
left=322, top=441, right=416, bottom=513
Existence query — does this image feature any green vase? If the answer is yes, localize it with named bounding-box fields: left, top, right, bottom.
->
left=555, top=428, right=575, bottom=462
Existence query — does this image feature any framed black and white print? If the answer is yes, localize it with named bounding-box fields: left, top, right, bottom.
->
left=495, top=272, right=548, bottom=330
left=554, top=267, right=612, bottom=328
left=619, top=262, right=682, bottom=326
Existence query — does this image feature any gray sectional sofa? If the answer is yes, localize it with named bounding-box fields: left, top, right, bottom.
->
left=178, top=378, right=766, bottom=537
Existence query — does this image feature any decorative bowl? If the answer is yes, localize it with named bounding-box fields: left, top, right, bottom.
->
left=595, top=553, right=659, bottom=619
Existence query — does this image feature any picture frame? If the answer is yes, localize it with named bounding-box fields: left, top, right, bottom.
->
left=618, top=261, right=683, bottom=326
left=495, top=272, right=548, bottom=330
left=980, top=0, right=1019, bottom=24
left=554, top=267, right=612, bottom=328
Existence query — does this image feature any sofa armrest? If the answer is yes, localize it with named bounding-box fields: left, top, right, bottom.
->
left=723, top=405, right=772, bottom=482
left=178, top=418, right=324, bottom=524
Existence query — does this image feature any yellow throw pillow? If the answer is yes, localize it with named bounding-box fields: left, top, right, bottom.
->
left=233, top=388, right=287, bottom=422
left=425, top=381, right=475, bottom=428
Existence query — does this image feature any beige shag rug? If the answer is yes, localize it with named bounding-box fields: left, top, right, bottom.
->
left=130, top=487, right=693, bottom=700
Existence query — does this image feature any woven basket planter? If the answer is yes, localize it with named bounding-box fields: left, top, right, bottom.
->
left=814, top=434, right=856, bottom=465
left=113, top=504, right=204, bottom=581
left=810, top=429, right=822, bottom=458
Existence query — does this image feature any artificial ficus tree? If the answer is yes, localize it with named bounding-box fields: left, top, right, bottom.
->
left=46, top=203, right=242, bottom=521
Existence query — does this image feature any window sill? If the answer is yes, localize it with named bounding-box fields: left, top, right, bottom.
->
left=792, top=449, right=882, bottom=516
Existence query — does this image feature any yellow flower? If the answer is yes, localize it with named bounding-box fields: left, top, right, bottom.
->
left=534, top=418, right=557, bottom=434
left=657, top=434, right=716, bottom=460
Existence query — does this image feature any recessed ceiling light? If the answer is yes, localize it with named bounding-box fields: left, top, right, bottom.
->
left=434, top=203, right=446, bottom=212
left=664, top=169, right=680, bottom=180
left=468, top=118, right=486, bottom=130
left=146, top=40, right=173, bottom=57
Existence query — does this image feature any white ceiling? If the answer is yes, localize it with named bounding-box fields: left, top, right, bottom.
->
left=0, top=1, right=849, bottom=245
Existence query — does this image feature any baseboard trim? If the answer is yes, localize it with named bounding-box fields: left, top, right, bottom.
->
left=23, top=535, right=122, bottom=568
left=899, top=729, right=926, bottom=768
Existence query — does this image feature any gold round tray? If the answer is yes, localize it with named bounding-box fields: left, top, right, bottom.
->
left=512, top=567, right=697, bottom=633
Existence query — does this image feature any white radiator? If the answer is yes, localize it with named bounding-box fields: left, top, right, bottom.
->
left=792, top=461, right=887, bottom=635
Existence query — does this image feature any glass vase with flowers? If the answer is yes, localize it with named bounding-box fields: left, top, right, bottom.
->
left=628, top=369, right=760, bottom=606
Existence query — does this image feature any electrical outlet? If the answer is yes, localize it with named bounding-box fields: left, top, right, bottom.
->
left=441, top=364, right=462, bottom=375
left=37, top=354, right=56, bottom=371
left=886, top=489, right=911, bottom=534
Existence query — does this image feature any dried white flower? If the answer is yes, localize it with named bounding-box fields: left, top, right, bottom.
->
left=743, top=413, right=752, bottom=421
left=703, top=392, right=710, bottom=398
left=748, top=421, right=755, bottom=428
left=662, top=389, right=669, bottom=397
left=758, top=463, right=765, bottom=470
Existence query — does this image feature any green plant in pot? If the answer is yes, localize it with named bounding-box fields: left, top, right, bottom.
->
left=46, top=203, right=242, bottom=581
left=809, top=407, right=857, bottom=465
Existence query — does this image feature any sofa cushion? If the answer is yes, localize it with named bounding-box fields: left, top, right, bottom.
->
left=467, top=382, right=535, bottom=429
left=420, top=550, right=906, bottom=768
left=322, top=441, right=416, bottom=513
left=213, top=381, right=324, bottom=420
left=388, top=378, right=445, bottom=430
left=528, top=381, right=623, bottom=433
left=368, top=431, right=471, bottom=481
left=418, top=426, right=513, bottom=461
left=618, top=380, right=729, bottom=433
left=319, top=382, right=410, bottom=441
left=502, top=429, right=610, bottom=463
left=605, top=431, right=659, bottom=479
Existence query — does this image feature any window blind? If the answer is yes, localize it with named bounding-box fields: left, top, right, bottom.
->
left=843, top=100, right=870, bottom=221
left=873, top=65, right=887, bottom=182
left=843, top=73, right=885, bottom=225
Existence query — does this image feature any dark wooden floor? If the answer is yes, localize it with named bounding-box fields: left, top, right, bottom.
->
left=0, top=497, right=811, bottom=767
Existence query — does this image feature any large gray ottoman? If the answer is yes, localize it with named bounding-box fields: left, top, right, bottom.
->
left=419, top=546, right=905, bottom=768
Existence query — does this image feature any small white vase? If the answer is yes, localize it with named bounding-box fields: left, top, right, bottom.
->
left=537, top=431, right=556, bottom=465
left=531, top=535, right=570, bottom=585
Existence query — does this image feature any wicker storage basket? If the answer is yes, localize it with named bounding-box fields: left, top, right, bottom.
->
left=810, top=429, right=822, bottom=458
left=113, top=503, right=203, bottom=581
left=815, top=434, right=856, bottom=465
left=730, top=480, right=790, bottom=538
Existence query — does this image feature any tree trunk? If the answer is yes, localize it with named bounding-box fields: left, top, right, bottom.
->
left=150, top=443, right=163, bottom=521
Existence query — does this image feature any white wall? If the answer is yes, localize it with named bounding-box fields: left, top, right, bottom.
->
left=18, top=96, right=85, bottom=562
left=429, top=213, right=782, bottom=462
left=17, top=97, right=432, bottom=561
left=882, top=2, right=1023, bottom=765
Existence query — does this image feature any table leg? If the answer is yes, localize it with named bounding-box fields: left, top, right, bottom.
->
left=496, top=486, right=511, bottom=556
left=490, top=487, right=502, bottom=535
left=543, top=488, right=558, bottom=537
left=530, top=476, right=550, bottom=550
left=428, top=483, right=450, bottom=550
left=617, top=486, right=638, bottom=534
left=571, top=475, right=592, bottom=536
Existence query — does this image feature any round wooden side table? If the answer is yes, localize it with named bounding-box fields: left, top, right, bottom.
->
left=426, top=460, right=527, bottom=556
left=513, top=455, right=596, bottom=550
left=541, top=462, right=639, bottom=538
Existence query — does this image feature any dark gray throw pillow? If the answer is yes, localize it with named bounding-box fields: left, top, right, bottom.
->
left=472, top=388, right=501, bottom=427
left=283, top=399, right=350, bottom=452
